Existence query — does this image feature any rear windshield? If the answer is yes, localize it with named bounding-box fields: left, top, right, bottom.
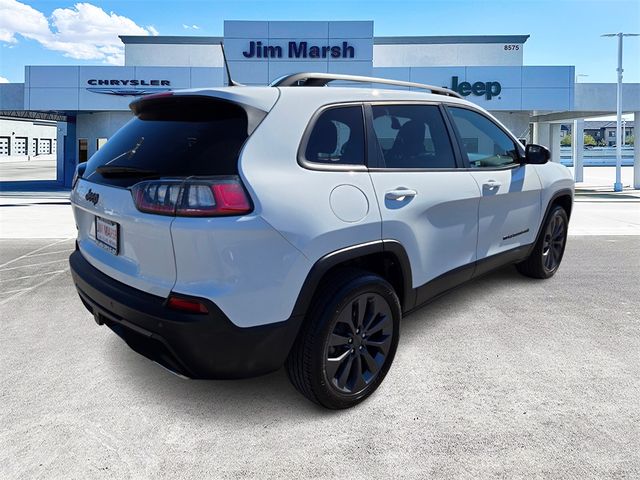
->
left=83, top=96, right=251, bottom=188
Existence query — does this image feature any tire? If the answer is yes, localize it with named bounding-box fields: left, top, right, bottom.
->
left=516, top=205, right=569, bottom=279
left=286, top=268, right=401, bottom=409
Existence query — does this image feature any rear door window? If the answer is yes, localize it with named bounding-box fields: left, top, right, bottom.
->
left=83, top=96, right=253, bottom=188
left=303, top=106, right=365, bottom=166
left=371, top=104, right=457, bottom=169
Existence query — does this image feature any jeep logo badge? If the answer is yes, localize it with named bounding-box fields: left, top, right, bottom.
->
left=85, top=189, right=99, bottom=205
left=450, top=76, right=502, bottom=100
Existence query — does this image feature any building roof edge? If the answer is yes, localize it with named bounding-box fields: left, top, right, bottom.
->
left=119, top=34, right=531, bottom=46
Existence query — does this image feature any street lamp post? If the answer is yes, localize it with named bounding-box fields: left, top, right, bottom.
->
left=601, top=32, right=639, bottom=192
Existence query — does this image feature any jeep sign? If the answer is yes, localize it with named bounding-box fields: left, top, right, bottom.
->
left=450, top=76, right=502, bottom=100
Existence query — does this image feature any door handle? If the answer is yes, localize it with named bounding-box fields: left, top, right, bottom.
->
left=483, top=180, right=502, bottom=190
left=385, top=189, right=417, bottom=201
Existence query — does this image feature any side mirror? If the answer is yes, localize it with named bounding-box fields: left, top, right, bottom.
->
left=524, top=144, right=550, bottom=164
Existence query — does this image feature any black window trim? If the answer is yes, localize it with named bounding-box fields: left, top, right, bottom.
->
left=442, top=103, right=526, bottom=171
left=297, top=102, right=368, bottom=172
left=296, top=100, right=527, bottom=173
left=364, top=100, right=465, bottom=172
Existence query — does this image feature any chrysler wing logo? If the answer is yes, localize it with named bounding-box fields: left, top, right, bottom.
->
left=87, top=87, right=171, bottom=97
left=85, top=189, right=99, bottom=205
left=86, top=79, right=171, bottom=97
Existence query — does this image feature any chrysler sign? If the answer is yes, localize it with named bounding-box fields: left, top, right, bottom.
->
left=87, top=79, right=171, bottom=86
left=86, top=79, right=171, bottom=96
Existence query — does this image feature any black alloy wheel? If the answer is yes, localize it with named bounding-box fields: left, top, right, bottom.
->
left=324, top=292, right=393, bottom=395
left=541, top=210, right=567, bottom=273
left=286, top=269, right=401, bottom=409
left=516, top=205, right=569, bottom=279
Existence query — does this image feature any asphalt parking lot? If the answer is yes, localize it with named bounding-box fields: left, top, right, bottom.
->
left=1, top=232, right=639, bottom=479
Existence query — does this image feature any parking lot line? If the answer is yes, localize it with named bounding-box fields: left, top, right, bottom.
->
left=0, top=258, right=70, bottom=272
left=0, top=238, right=70, bottom=269
left=21, top=249, right=74, bottom=258
left=0, top=287, right=32, bottom=295
left=0, top=268, right=68, bottom=306
left=0, top=269, right=68, bottom=283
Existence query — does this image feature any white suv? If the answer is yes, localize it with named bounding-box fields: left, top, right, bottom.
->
left=69, top=73, right=574, bottom=409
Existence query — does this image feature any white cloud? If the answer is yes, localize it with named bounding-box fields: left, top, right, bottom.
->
left=182, top=24, right=200, bottom=30
left=0, top=0, right=50, bottom=44
left=0, top=76, right=10, bottom=83
left=0, top=0, right=159, bottom=65
left=147, top=25, right=159, bottom=36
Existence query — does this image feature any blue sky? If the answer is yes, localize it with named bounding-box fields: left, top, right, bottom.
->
left=1, top=0, right=639, bottom=84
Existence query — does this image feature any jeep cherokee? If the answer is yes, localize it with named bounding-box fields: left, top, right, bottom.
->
left=69, top=73, right=574, bottom=409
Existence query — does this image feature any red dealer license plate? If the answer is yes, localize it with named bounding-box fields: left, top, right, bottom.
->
left=95, top=216, right=119, bottom=255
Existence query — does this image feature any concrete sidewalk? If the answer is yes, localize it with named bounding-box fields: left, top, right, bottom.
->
left=571, top=166, right=639, bottom=198
left=0, top=189, right=71, bottom=205
left=0, top=189, right=73, bottom=238
left=0, top=157, right=57, bottom=182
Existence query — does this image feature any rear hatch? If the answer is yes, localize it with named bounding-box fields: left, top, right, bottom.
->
left=71, top=91, right=275, bottom=297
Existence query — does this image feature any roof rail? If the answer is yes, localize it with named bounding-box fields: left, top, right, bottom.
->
left=270, top=72, right=463, bottom=99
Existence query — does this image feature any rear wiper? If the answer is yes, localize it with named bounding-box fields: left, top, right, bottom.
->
left=96, top=166, right=159, bottom=178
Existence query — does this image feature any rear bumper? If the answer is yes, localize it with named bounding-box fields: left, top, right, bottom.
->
left=69, top=249, right=302, bottom=379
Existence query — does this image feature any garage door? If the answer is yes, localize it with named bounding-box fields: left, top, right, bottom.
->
left=13, top=137, right=27, bottom=155
left=38, top=138, right=52, bottom=155
left=0, top=137, right=8, bottom=155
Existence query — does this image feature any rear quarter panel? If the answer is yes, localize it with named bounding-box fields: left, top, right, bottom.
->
left=170, top=215, right=311, bottom=328
left=238, top=88, right=384, bottom=262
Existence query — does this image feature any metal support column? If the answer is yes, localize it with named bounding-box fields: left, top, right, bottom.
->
left=635, top=111, right=640, bottom=189
left=573, top=119, right=585, bottom=182
left=550, top=124, right=561, bottom=163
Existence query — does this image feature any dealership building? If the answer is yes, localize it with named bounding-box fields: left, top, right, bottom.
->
left=1, top=20, right=639, bottom=188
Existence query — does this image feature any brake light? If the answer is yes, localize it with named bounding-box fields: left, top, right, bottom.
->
left=130, top=177, right=252, bottom=217
left=167, top=295, right=209, bottom=314
left=211, top=183, right=251, bottom=213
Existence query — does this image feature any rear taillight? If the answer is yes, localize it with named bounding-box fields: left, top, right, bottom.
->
left=132, top=181, right=182, bottom=215
left=130, top=176, right=252, bottom=217
left=166, top=295, right=209, bottom=314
